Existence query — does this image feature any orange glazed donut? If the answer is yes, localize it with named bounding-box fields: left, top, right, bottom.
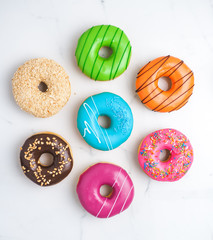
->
left=136, top=55, right=194, bottom=112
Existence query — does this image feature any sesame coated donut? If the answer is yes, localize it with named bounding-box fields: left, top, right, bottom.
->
left=20, top=132, right=73, bottom=186
left=75, top=25, right=132, bottom=81
left=136, top=55, right=194, bottom=112
left=12, top=58, right=71, bottom=118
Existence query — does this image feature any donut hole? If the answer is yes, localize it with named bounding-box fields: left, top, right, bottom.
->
left=98, top=115, right=111, bottom=129
left=98, top=46, right=113, bottom=58
left=159, top=149, right=171, bottom=162
left=38, top=81, right=48, bottom=92
left=100, top=185, right=114, bottom=198
left=158, top=77, right=172, bottom=91
left=39, top=153, right=54, bottom=167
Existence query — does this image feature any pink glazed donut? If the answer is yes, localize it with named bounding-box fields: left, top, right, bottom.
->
left=138, top=129, right=193, bottom=181
left=76, top=163, right=134, bottom=218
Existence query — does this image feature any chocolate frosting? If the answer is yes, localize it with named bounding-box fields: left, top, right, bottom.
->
left=20, top=132, right=73, bottom=186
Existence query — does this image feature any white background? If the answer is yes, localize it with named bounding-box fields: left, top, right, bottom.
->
left=0, top=0, right=213, bottom=239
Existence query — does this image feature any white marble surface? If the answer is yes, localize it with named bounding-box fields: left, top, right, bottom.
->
left=0, top=0, right=213, bottom=239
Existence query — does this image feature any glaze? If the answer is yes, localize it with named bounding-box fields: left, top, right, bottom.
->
left=75, top=25, right=131, bottom=81
left=76, top=163, right=134, bottom=218
left=77, top=92, right=133, bottom=151
left=20, top=132, right=73, bottom=186
left=138, top=129, right=193, bottom=181
left=136, top=56, right=194, bottom=112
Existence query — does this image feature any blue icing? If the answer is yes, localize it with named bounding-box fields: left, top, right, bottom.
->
left=77, top=92, right=133, bottom=151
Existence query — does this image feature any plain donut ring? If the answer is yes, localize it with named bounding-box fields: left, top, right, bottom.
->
left=12, top=58, right=71, bottom=118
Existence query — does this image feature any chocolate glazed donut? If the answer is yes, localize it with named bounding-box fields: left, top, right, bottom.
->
left=20, top=132, right=73, bottom=186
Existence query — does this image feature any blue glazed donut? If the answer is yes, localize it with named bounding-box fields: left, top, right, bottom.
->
left=77, top=92, right=133, bottom=151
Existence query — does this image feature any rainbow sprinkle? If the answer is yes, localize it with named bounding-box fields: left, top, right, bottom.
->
left=138, top=129, right=193, bottom=181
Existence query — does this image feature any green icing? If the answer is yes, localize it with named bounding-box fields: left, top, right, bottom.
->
left=75, top=25, right=131, bottom=81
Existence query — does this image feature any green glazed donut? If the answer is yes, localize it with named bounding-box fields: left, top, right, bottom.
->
left=75, top=25, right=132, bottom=81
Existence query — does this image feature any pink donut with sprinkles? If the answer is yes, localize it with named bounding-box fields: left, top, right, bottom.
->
left=138, top=129, right=193, bottom=181
left=76, top=163, right=134, bottom=218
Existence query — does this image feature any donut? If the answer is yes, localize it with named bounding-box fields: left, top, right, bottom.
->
left=138, top=129, right=193, bottom=181
left=12, top=58, right=71, bottom=118
left=20, top=132, right=73, bottom=186
left=75, top=25, right=131, bottom=81
left=77, top=92, right=133, bottom=151
left=76, top=163, right=134, bottom=218
left=136, top=55, right=194, bottom=112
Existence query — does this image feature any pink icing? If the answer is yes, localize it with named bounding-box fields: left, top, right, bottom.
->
left=138, top=129, right=193, bottom=181
left=76, top=163, right=134, bottom=218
